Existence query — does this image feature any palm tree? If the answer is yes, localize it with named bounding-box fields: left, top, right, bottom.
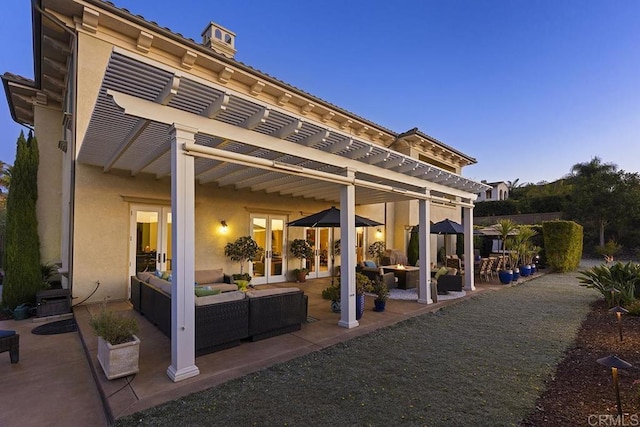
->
left=494, top=219, right=517, bottom=270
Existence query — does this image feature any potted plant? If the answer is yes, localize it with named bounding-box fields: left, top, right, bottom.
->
left=224, top=236, right=261, bottom=283
left=372, top=277, right=389, bottom=312
left=290, top=239, right=313, bottom=282
left=89, top=304, right=140, bottom=380
left=495, top=219, right=517, bottom=284
left=321, top=283, right=341, bottom=313
left=355, top=272, right=373, bottom=320
left=367, top=241, right=386, bottom=266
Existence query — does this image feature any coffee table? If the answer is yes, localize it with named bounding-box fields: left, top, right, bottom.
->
left=381, top=265, right=420, bottom=289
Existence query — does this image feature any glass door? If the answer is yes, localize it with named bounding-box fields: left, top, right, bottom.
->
left=306, top=227, right=332, bottom=279
left=250, top=214, right=287, bottom=284
left=130, top=206, right=172, bottom=277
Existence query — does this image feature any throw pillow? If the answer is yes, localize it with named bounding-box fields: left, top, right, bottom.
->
left=195, top=287, right=222, bottom=297
left=434, top=266, right=448, bottom=280
left=234, top=280, right=249, bottom=291
left=446, top=267, right=458, bottom=276
left=364, top=260, right=377, bottom=268
left=161, top=271, right=170, bottom=281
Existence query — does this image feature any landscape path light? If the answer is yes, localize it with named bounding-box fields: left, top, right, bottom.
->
left=609, top=306, right=629, bottom=342
left=597, top=355, right=633, bottom=418
left=605, top=287, right=621, bottom=307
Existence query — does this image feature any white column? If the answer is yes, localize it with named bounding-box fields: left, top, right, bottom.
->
left=338, top=169, right=358, bottom=328
left=417, top=191, right=432, bottom=304
left=463, top=204, right=475, bottom=291
left=166, top=124, right=200, bottom=382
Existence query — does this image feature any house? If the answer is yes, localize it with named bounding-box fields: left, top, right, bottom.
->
left=476, top=181, right=509, bottom=202
left=2, top=0, right=489, bottom=381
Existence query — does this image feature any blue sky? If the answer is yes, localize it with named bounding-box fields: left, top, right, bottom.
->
left=1, top=0, right=639, bottom=184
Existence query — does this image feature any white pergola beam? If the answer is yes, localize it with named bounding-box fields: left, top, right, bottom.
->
left=299, top=129, right=330, bottom=147
left=203, top=93, right=230, bottom=119
left=273, top=119, right=302, bottom=139
left=240, top=107, right=269, bottom=130
left=107, top=90, right=481, bottom=200
left=105, top=76, right=180, bottom=172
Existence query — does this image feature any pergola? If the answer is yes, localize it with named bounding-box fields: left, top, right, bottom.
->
left=4, top=0, right=490, bottom=382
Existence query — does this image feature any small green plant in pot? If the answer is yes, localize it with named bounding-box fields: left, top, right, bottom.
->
left=322, top=283, right=341, bottom=313
left=290, top=239, right=313, bottom=282
left=224, top=236, right=262, bottom=282
left=372, top=277, right=389, bottom=312
left=367, top=241, right=386, bottom=266
left=89, top=303, right=140, bottom=380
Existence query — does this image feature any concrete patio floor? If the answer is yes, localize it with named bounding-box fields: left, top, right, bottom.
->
left=0, top=274, right=515, bottom=425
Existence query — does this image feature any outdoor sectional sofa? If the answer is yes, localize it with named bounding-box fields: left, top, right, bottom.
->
left=130, top=270, right=307, bottom=355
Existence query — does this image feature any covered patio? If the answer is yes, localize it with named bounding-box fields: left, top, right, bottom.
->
left=73, top=276, right=506, bottom=421
left=76, top=50, right=489, bottom=381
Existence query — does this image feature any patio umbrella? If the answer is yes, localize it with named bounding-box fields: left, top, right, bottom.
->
left=430, top=218, right=464, bottom=235
left=287, top=206, right=383, bottom=284
left=287, top=206, right=383, bottom=228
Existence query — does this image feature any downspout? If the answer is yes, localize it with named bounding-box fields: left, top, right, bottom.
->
left=32, top=1, right=78, bottom=296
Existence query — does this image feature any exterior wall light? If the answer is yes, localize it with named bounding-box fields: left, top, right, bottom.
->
left=220, top=220, right=228, bottom=233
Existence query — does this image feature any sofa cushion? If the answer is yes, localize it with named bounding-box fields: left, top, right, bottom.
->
left=195, top=269, right=224, bottom=285
left=446, top=267, right=458, bottom=276
left=148, top=276, right=172, bottom=295
left=195, top=287, right=222, bottom=297
left=195, top=290, right=246, bottom=306
left=137, top=271, right=154, bottom=283
left=434, top=266, right=448, bottom=280
left=245, top=287, right=300, bottom=298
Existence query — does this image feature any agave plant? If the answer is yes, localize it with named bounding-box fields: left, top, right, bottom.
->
left=577, top=261, right=640, bottom=307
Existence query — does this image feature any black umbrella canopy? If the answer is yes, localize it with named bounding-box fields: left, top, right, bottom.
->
left=287, top=206, right=383, bottom=228
left=430, top=219, right=464, bottom=235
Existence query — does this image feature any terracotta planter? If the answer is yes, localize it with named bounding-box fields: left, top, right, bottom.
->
left=296, top=271, right=307, bottom=282
left=97, top=335, right=140, bottom=380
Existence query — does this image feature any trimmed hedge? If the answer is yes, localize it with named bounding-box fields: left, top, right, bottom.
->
left=543, top=220, right=583, bottom=272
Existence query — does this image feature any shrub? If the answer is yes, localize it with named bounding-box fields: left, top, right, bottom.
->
left=543, top=220, right=583, bottom=272
left=577, top=261, right=640, bottom=306
left=321, top=284, right=340, bottom=301
left=625, top=300, right=640, bottom=316
left=224, top=236, right=261, bottom=275
left=2, top=131, right=41, bottom=309
left=89, top=305, right=138, bottom=345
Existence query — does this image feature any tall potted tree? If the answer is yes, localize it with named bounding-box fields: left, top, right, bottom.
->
left=290, top=239, right=313, bottom=282
left=495, top=219, right=517, bottom=284
left=224, top=236, right=261, bottom=283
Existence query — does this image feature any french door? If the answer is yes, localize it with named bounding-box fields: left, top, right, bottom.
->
left=305, top=227, right=332, bottom=279
left=250, top=214, right=287, bottom=284
left=129, top=205, right=172, bottom=277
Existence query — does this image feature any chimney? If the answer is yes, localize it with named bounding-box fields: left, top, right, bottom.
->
left=201, top=22, right=236, bottom=58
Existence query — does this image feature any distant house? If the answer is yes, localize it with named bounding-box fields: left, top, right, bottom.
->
left=476, top=181, right=509, bottom=202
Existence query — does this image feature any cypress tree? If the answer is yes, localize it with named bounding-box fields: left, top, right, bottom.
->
left=2, top=131, right=41, bottom=309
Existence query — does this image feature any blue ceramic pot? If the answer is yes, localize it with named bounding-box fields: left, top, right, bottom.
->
left=356, top=294, right=365, bottom=320
left=512, top=269, right=520, bottom=282
left=373, top=300, right=386, bottom=312
left=520, top=265, right=531, bottom=277
left=499, top=270, right=513, bottom=284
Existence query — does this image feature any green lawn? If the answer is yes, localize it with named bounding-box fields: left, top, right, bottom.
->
left=116, top=272, right=596, bottom=427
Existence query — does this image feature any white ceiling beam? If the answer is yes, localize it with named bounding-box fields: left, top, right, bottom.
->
left=365, top=151, right=390, bottom=165
left=273, top=119, right=302, bottom=139
left=216, top=168, right=260, bottom=187
left=248, top=175, right=298, bottom=191
left=132, top=141, right=171, bottom=177
left=328, top=138, right=352, bottom=154
left=107, top=90, right=484, bottom=199
left=396, top=160, right=419, bottom=174
left=266, top=178, right=324, bottom=194
left=287, top=181, right=333, bottom=197
left=240, top=107, right=269, bottom=130
left=203, top=93, right=230, bottom=119
left=299, top=129, right=329, bottom=147
left=346, top=145, right=372, bottom=160
left=105, top=76, right=180, bottom=172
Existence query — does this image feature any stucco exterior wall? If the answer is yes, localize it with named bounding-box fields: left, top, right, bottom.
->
left=34, top=105, right=63, bottom=264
